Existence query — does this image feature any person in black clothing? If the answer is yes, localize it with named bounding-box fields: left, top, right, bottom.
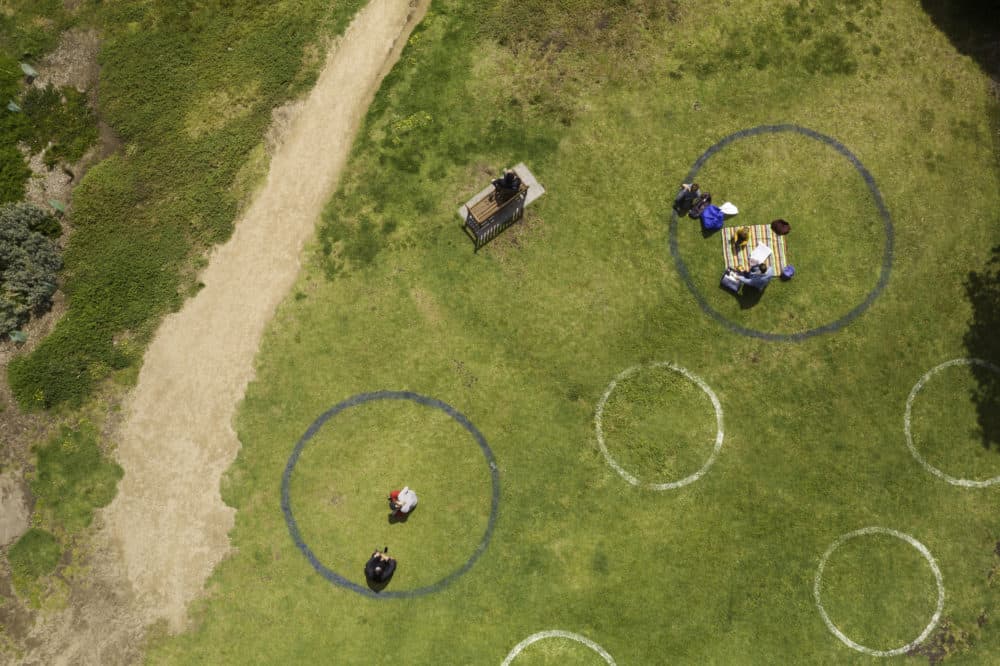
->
left=365, top=547, right=397, bottom=585
left=492, top=168, right=522, bottom=198
left=672, top=182, right=700, bottom=213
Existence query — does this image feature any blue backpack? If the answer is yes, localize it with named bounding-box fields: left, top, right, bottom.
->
left=701, top=204, right=724, bottom=231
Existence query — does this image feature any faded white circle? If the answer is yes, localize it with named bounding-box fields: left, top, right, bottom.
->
left=904, top=358, right=1000, bottom=488
left=814, top=527, right=945, bottom=657
left=501, top=630, right=616, bottom=666
left=594, top=362, right=724, bottom=490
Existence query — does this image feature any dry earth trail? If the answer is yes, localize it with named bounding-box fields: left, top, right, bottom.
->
left=20, top=1, right=429, bottom=662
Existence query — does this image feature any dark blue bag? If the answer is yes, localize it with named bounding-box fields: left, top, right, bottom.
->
left=701, top=204, right=724, bottom=231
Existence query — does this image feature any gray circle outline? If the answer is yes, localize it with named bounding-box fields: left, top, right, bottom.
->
left=668, top=124, right=894, bottom=341
left=281, top=390, right=500, bottom=598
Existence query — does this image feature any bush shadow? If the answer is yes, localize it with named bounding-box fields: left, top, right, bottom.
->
left=920, top=0, right=1000, bottom=83
left=963, top=243, right=1000, bottom=451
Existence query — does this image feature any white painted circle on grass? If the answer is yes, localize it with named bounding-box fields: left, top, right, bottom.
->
left=904, top=358, right=1000, bottom=488
left=814, top=527, right=945, bottom=657
left=501, top=630, right=616, bottom=665
left=594, top=362, right=724, bottom=490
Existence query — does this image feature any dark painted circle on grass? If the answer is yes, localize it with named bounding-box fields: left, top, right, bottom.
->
left=281, top=390, right=500, bottom=599
left=668, top=124, right=894, bottom=341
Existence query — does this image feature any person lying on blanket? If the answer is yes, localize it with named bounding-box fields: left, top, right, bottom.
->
left=737, top=258, right=775, bottom=290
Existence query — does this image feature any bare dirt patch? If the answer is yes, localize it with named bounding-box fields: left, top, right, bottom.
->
left=12, top=2, right=432, bottom=663
left=0, top=472, right=30, bottom=547
left=35, top=29, right=100, bottom=93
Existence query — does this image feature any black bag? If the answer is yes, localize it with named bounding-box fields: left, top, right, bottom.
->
left=720, top=269, right=741, bottom=294
left=688, top=193, right=711, bottom=219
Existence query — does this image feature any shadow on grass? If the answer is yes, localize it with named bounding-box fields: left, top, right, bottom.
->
left=387, top=511, right=411, bottom=525
left=920, top=0, right=1000, bottom=83
left=737, top=287, right=764, bottom=309
left=963, top=243, right=1000, bottom=451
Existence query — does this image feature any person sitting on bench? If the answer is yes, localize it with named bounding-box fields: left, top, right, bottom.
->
left=737, top=259, right=775, bottom=290
left=492, top=168, right=522, bottom=200
left=365, top=548, right=397, bottom=584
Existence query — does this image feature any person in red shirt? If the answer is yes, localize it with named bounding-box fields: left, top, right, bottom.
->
left=388, top=486, right=418, bottom=517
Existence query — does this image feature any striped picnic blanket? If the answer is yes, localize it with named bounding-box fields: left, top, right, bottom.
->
left=721, top=224, right=789, bottom=272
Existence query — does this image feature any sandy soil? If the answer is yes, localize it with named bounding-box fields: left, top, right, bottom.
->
left=17, top=1, right=429, bottom=662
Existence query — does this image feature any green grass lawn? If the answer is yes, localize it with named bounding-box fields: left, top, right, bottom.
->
left=148, top=0, right=999, bottom=663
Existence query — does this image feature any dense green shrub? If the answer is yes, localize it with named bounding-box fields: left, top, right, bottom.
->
left=7, top=528, right=61, bottom=582
left=17, top=84, right=98, bottom=168
left=0, top=203, right=62, bottom=336
left=31, top=423, right=123, bottom=533
left=0, top=54, right=29, bottom=204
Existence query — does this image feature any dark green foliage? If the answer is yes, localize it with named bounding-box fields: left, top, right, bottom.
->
left=0, top=54, right=29, bottom=204
left=0, top=203, right=62, bottom=337
left=693, top=0, right=872, bottom=79
left=31, top=423, right=123, bottom=533
left=803, top=34, right=858, bottom=75
left=17, top=84, right=98, bottom=167
left=0, top=142, right=30, bottom=205
left=0, top=0, right=68, bottom=60
left=320, top=215, right=381, bottom=278
left=9, top=0, right=367, bottom=408
left=7, top=529, right=61, bottom=582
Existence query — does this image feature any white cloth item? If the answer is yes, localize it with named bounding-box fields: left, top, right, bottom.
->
left=398, top=486, right=418, bottom=513
left=749, top=243, right=772, bottom=266
left=719, top=202, right=739, bottom=216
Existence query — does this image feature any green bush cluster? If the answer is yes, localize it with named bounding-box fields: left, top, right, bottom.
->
left=0, top=202, right=62, bottom=337
left=9, top=0, right=366, bottom=408
left=7, top=528, right=61, bottom=583
left=0, top=54, right=30, bottom=205
left=17, top=84, right=99, bottom=168
left=31, top=423, right=123, bottom=533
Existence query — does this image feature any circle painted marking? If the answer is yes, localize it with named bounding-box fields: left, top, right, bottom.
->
left=502, top=630, right=616, bottom=666
left=668, top=124, right=894, bottom=341
left=904, top=358, right=1000, bottom=488
left=814, top=527, right=945, bottom=657
left=594, top=362, right=724, bottom=490
left=281, top=390, right=500, bottom=598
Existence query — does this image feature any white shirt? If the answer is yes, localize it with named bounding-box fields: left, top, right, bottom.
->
left=398, top=486, right=418, bottom=513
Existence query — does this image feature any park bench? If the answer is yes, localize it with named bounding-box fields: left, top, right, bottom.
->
left=463, top=181, right=529, bottom=251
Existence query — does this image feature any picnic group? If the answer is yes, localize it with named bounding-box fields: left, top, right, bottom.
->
left=673, top=183, right=794, bottom=296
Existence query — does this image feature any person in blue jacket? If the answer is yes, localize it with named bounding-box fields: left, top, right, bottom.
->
left=737, top=259, right=775, bottom=290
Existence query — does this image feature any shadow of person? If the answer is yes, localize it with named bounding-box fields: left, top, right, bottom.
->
left=736, top=287, right=764, bottom=309
left=366, top=576, right=392, bottom=593
left=964, top=243, right=1000, bottom=451
left=387, top=510, right=412, bottom=525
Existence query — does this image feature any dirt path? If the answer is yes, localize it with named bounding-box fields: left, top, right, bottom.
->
left=20, top=1, right=429, bottom=661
